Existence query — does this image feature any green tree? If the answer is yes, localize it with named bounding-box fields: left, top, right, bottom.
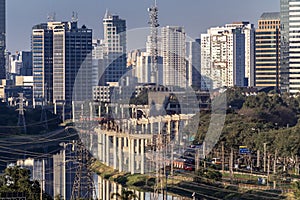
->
left=0, top=166, right=52, bottom=200
left=111, top=188, right=139, bottom=200
left=292, top=181, right=300, bottom=199
left=194, top=166, right=222, bottom=183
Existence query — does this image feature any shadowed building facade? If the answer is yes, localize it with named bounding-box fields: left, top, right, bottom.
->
left=0, top=0, right=5, bottom=79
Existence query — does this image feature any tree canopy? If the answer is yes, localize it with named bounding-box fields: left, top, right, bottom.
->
left=0, top=166, right=52, bottom=200
left=190, top=89, right=300, bottom=157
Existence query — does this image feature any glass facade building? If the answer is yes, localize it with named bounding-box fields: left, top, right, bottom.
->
left=280, top=0, right=300, bottom=93
left=32, top=21, right=92, bottom=118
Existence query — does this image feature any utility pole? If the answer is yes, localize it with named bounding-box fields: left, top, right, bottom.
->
left=257, top=150, right=260, bottom=168
left=195, top=148, right=200, bottom=171
left=263, top=143, right=267, bottom=172
left=171, top=143, right=174, bottom=176
left=267, top=154, right=270, bottom=187
left=203, top=141, right=206, bottom=169
left=283, top=157, right=286, bottom=172
left=17, top=93, right=27, bottom=134
left=296, top=155, right=299, bottom=175
left=274, top=150, right=277, bottom=174
left=230, top=148, right=233, bottom=183
left=221, top=142, right=225, bottom=173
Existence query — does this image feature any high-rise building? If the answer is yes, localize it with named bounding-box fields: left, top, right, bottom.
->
left=99, top=10, right=127, bottom=85
left=161, top=26, right=186, bottom=88
left=201, top=25, right=246, bottom=90
left=32, top=20, right=92, bottom=119
left=280, top=0, right=300, bottom=94
left=186, top=39, right=201, bottom=88
left=226, top=22, right=255, bottom=87
left=7, top=51, right=32, bottom=76
left=255, top=12, right=281, bottom=89
left=19, top=51, right=33, bottom=76
left=32, top=23, right=53, bottom=104
left=0, top=0, right=5, bottom=79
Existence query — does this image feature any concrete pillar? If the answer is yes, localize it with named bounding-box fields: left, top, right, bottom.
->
left=101, top=177, right=105, bottom=200
left=102, top=134, right=106, bottom=163
left=167, top=120, right=171, bottom=142
left=174, top=120, right=179, bottom=142
left=115, top=104, right=118, bottom=118
left=130, top=139, right=135, bottom=174
left=127, top=120, right=131, bottom=134
left=140, top=191, right=145, bottom=200
left=106, top=135, right=110, bottom=166
left=145, top=124, right=149, bottom=134
left=118, top=137, right=123, bottom=172
left=106, top=180, right=110, bottom=200
left=72, top=101, right=75, bottom=122
left=136, top=139, right=140, bottom=155
left=158, top=120, right=161, bottom=134
left=141, top=124, right=144, bottom=134
left=121, top=105, right=124, bottom=119
left=106, top=104, right=109, bottom=115
left=89, top=102, right=93, bottom=120
left=98, top=133, right=102, bottom=161
left=141, top=139, right=145, bottom=174
left=98, top=104, right=101, bottom=118
left=113, top=135, right=117, bottom=169
left=150, top=122, right=153, bottom=134
left=128, top=138, right=131, bottom=172
left=124, top=137, right=128, bottom=147
left=98, top=176, right=103, bottom=200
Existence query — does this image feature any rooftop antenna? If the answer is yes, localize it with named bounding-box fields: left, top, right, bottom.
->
left=148, top=0, right=159, bottom=85
left=72, top=11, right=78, bottom=22
left=47, top=12, right=56, bottom=22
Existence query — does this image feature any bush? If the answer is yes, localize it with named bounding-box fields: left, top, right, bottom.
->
left=194, top=166, right=222, bottom=183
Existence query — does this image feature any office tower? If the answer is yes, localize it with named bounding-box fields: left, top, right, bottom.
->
left=32, top=23, right=53, bottom=105
left=186, top=39, right=201, bottom=88
left=32, top=20, right=92, bottom=118
left=255, top=12, right=281, bottom=89
left=0, top=0, right=5, bottom=79
left=161, top=26, right=186, bottom=88
left=280, top=0, right=300, bottom=93
left=201, top=25, right=246, bottom=90
left=226, top=22, right=255, bottom=87
left=99, top=10, right=127, bottom=85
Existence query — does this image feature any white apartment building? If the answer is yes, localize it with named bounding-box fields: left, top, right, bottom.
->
left=161, top=26, right=187, bottom=89
left=201, top=25, right=247, bottom=90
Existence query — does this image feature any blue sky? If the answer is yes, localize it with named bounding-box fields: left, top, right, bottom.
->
left=7, top=0, right=279, bottom=52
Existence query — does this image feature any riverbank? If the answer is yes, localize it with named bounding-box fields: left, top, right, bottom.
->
left=91, top=160, right=287, bottom=200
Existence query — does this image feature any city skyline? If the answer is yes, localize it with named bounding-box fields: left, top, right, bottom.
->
left=7, top=0, right=279, bottom=53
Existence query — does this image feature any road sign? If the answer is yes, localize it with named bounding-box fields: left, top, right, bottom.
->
left=239, top=146, right=250, bottom=154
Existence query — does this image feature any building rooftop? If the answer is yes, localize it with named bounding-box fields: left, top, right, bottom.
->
left=260, top=12, right=280, bottom=20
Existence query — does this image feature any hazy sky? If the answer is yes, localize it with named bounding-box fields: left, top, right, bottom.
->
left=7, top=0, right=279, bottom=52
